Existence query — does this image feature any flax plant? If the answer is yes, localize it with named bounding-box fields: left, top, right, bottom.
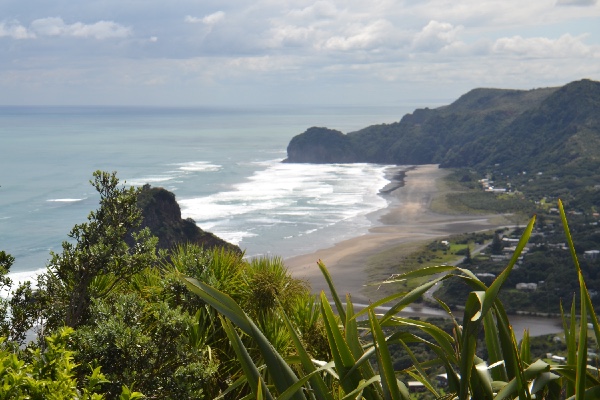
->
left=179, top=202, right=600, bottom=399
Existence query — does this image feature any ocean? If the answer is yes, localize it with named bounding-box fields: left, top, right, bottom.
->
left=0, top=104, right=417, bottom=284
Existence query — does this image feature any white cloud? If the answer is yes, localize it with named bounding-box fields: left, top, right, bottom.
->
left=412, top=20, right=464, bottom=52
left=30, top=17, right=64, bottom=36
left=493, top=33, right=597, bottom=58
left=405, top=1, right=594, bottom=31
left=267, top=25, right=316, bottom=47
left=30, top=17, right=131, bottom=39
left=0, top=21, right=35, bottom=39
left=203, top=11, right=226, bottom=25
left=185, top=11, right=225, bottom=25
left=286, top=1, right=338, bottom=19
left=320, top=19, right=396, bottom=51
left=184, top=16, right=201, bottom=24
left=1, top=0, right=600, bottom=106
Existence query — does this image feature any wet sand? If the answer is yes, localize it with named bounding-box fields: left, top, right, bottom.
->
left=285, top=164, right=509, bottom=303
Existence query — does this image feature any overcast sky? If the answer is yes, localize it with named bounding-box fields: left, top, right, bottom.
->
left=1, top=0, right=599, bottom=106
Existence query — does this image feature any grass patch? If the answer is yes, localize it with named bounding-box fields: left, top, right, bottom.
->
left=446, top=191, right=534, bottom=214
left=363, top=240, right=430, bottom=299
left=363, top=231, right=494, bottom=299
left=430, top=169, right=536, bottom=220
left=428, top=171, right=472, bottom=215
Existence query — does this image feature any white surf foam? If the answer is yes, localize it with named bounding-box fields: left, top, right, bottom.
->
left=126, top=175, right=176, bottom=186
left=172, top=161, right=222, bottom=172
left=214, top=230, right=258, bottom=246
left=1, top=267, right=47, bottom=297
left=179, top=160, right=390, bottom=249
left=46, top=198, right=86, bottom=202
left=125, top=161, right=221, bottom=187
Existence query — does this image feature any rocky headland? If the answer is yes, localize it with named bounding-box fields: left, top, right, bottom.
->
left=130, top=185, right=241, bottom=253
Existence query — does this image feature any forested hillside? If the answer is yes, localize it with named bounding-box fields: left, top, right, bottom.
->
left=0, top=172, right=325, bottom=399
left=285, top=79, right=600, bottom=178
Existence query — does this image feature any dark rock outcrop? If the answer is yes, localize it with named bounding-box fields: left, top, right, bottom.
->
left=131, top=185, right=241, bottom=253
left=283, top=127, right=358, bottom=163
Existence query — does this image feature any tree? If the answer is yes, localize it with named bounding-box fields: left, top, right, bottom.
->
left=0, top=251, right=14, bottom=338
left=0, top=252, right=40, bottom=344
left=41, top=171, right=158, bottom=329
left=464, top=246, right=472, bottom=264
left=490, top=232, right=504, bottom=255
left=73, top=291, right=215, bottom=399
left=0, top=327, right=144, bottom=399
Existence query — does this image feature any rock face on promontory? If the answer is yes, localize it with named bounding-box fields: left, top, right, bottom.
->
left=131, top=185, right=241, bottom=253
left=284, top=79, right=600, bottom=177
left=283, top=127, right=358, bottom=163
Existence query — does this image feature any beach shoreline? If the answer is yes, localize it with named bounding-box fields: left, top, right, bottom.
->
left=284, top=164, right=511, bottom=304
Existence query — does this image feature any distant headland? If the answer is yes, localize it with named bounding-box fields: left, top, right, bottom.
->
left=284, top=79, right=600, bottom=180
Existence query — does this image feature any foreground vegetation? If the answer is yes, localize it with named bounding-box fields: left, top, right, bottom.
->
left=182, top=201, right=600, bottom=399
left=0, top=172, right=328, bottom=399
left=2, top=171, right=600, bottom=398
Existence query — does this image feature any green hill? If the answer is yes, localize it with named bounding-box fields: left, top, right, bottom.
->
left=285, top=79, right=600, bottom=209
left=285, top=79, right=600, bottom=177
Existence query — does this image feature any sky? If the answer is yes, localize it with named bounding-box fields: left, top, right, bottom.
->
left=1, top=0, right=599, bottom=106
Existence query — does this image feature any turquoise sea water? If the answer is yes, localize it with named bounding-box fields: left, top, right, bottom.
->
left=0, top=105, right=416, bottom=283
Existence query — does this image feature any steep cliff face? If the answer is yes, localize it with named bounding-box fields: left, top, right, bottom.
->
left=284, top=79, right=600, bottom=174
left=132, top=185, right=241, bottom=253
left=283, top=127, right=357, bottom=163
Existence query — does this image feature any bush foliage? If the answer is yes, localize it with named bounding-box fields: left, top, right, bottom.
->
left=181, top=201, right=600, bottom=399
left=2, top=171, right=600, bottom=399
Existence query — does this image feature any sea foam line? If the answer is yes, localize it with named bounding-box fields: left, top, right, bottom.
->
left=172, top=161, right=222, bottom=172
left=126, top=160, right=221, bottom=187
left=179, top=161, right=390, bottom=250
left=46, top=198, right=86, bottom=202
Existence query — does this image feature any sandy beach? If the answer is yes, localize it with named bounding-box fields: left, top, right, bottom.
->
left=285, top=164, right=510, bottom=303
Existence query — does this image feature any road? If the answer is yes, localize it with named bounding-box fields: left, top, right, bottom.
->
left=422, top=240, right=491, bottom=303
left=348, top=302, right=562, bottom=343
left=377, top=236, right=563, bottom=342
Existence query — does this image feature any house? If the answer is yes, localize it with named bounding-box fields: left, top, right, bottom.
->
left=516, top=282, right=538, bottom=290
left=551, top=355, right=566, bottom=364
left=485, top=187, right=507, bottom=193
left=584, top=250, right=600, bottom=260
left=435, top=374, right=448, bottom=387
left=502, top=246, right=517, bottom=254
left=548, top=243, right=568, bottom=250
left=408, top=381, right=426, bottom=393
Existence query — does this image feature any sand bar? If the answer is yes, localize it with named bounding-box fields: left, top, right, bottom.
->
left=285, top=164, right=509, bottom=304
